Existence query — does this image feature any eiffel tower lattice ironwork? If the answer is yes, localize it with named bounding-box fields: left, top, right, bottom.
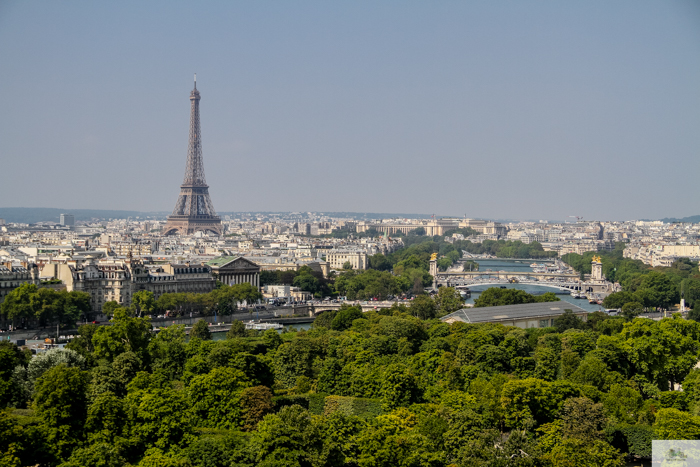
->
left=163, top=76, right=222, bottom=236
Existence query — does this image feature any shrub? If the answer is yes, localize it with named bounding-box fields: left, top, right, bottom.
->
left=606, top=424, right=653, bottom=458
left=323, top=395, right=383, bottom=419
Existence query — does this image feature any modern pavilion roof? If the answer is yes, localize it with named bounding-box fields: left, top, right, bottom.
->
left=441, top=302, right=588, bottom=324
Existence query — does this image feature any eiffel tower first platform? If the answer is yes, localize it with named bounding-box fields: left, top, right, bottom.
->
left=163, top=76, right=222, bottom=236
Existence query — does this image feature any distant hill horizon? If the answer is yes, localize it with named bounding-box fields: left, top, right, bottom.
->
left=0, top=208, right=169, bottom=224
left=4, top=207, right=696, bottom=225
left=0, top=207, right=441, bottom=224
left=659, top=215, right=700, bottom=224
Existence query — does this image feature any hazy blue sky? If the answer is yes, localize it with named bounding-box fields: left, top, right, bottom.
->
left=1, top=1, right=698, bottom=221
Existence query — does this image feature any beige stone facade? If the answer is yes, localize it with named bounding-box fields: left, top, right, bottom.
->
left=42, top=259, right=216, bottom=313
left=207, top=256, right=261, bottom=288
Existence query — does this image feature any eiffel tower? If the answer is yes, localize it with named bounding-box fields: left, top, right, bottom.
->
left=164, top=76, right=222, bottom=236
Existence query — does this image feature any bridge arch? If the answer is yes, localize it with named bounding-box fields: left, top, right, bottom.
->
left=445, top=280, right=582, bottom=292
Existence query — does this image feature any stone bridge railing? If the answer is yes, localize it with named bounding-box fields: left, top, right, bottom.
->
left=311, top=301, right=405, bottom=314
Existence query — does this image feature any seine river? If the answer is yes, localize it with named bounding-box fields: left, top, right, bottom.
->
left=466, top=259, right=605, bottom=312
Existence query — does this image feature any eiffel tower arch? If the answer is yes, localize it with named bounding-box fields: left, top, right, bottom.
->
left=164, top=76, right=222, bottom=236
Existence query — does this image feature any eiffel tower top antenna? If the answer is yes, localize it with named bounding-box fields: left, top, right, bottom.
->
left=194, top=73, right=196, bottom=89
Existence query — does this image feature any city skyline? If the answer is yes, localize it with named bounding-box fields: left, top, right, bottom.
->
left=0, top=1, right=699, bottom=221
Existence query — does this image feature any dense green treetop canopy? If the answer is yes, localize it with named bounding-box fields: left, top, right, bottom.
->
left=474, top=288, right=560, bottom=308
left=3, top=301, right=700, bottom=466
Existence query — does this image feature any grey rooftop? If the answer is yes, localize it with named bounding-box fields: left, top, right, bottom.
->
left=441, top=302, right=588, bottom=324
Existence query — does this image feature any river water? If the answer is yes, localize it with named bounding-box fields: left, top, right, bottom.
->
left=466, top=259, right=605, bottom=312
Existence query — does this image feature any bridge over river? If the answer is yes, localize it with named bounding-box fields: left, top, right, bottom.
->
left=438, top=270, right=579, bottom=281
left=444, top=278, right=586, bottom=292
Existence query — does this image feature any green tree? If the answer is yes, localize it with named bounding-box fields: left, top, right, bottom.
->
left=618, top=316, right=700, bottom=389
left=0, top=283, right=39, bottom=323
left=148, top=325, right=187, bottom=379
left=58, top=443, right=126, bottom=467
left=474, top=287, right=559, bottom=307
left=227, top=320, right=246, bottom=338
left=102, top=301, right=122, bottom=318
left=654, top=408, right=700, bottom=440
left=0, top=284, right=90, bottom=327
left=559, top=397, right=606, bottom=442
left=230, top=352, right=275, bottom=387
left=132, top=290, right=156, bottom=317
left=335, top=269, right=401, bottom=300
left=240, top=385, right=274, bottom=431
left=534, top=346, right=559, bottom=382
left=553, top=310, right=584, bottom=332
left=188, top=367, right=251, bottom=429
left=331, top=306, right=364, bottom=331
left=250, top=404, right=323, bottom=466
left=369, top=254, right=392, bottom=271
left=434, top=287, right=464, bottom=316
left=474, top=344, right=509, bottom=375
left=603, top=291, right=633, bottom=310
left=0, top=342, right=26, bottom=407
left=34, top=365, right=90, bottom=462
left=273, top=338, right=323, bottom=388
left=602, top=384, right=643, bottom=424
left=229, top=281, right=264, bottom=303
left=112, top=351, right=141, bottom=384
left=500, top=378, right=581, bottom=428
left=313, top=310, right=337, bottom=329
left=262, top=328, right=283, bottom=351
left=65, top=323, right=99, bottom=358
left=409, top=294, right=438, bottom=320
left=130, top=387, right=194, bottom=452
left=543, top=437, right=624, bottom=467
left=92, top=309, right=152, bottom=363
left=621, top=301, right=644, bottom=320
left=638, top=271, right=678, bottom=309
left=14, top=348, right=87, bottom=403
left=381, top=366, right=420, bottom=410
left=84, top=392, right=135, bottom=458
left=569, top=355, right=612, bottom=391
left=560, top=349, right=581, bottom=380
left=190, top=319, right=212, bottom=340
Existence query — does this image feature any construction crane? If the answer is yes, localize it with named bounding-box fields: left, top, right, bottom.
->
left=569, top=216, right=583, bottom=222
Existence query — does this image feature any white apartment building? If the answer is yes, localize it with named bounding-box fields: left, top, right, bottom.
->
left=327, top=250, right=368, bottom=270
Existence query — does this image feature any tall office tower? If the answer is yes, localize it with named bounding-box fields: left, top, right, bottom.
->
left=163, top=76, right=222, bottom=236
left=60, top=213, right=75, bottom=227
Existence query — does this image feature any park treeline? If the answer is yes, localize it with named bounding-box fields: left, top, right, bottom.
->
left=562, top=246, right=700, bottom=319
left=0, top=283, right=263, bottom=328
left=0, top=284, right=91, bottom=328
left=3, top=296, right=700, bottom=466
left=473, top=288, right=560, bottom=307
left=113, top=283, right=263, bottom=318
